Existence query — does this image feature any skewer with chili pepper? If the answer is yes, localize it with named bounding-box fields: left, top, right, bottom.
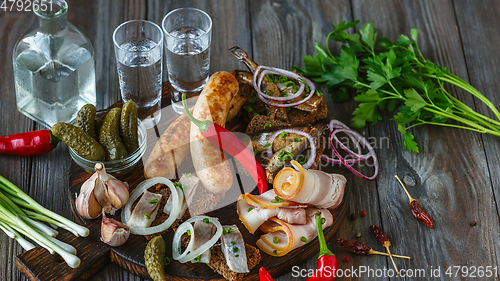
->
left=182, top=93, right=268, bottom=194
left=395, top=175, right=434, bottom=228
left=0, top=130, right=60, bottom=156
left=259, top=212, right=337, bottom=281
left=336, top=239, right=410, bottom=259
left=369, top=225, right=398, bottom=274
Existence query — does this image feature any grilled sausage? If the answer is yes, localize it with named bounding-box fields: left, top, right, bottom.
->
left=190, top=71, right=239, bottom=194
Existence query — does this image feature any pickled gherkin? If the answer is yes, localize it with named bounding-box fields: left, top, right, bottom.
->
left=99, top=108, right=128, bottom=161
left=52, top=122, right=106, bottom=161
left=74, top=104, right=97, bottom=139
left=120, top=101, right=139, bottom=153
left=144, top=236, right=167, bottom=281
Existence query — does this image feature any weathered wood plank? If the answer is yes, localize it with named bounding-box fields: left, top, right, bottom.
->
left=347, top=0, right=500, bottom=280
left=453, top=0, right=500, bottom=234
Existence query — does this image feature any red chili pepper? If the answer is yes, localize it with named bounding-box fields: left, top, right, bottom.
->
left=0, top=130, right=59, bottom=156
left=182, top=93, right=268, bottom=194
left=306, top=211, right=337, bottom=281
left=259, top=267, right=274, bottom=281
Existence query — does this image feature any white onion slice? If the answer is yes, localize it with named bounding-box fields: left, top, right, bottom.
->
left=265, top=129, right=316, bottom=169
left=172, top=216, right=223, bottom=263
left=121, top=177, right=181, bottom=235
left=252, top=66, right=316, bottom=108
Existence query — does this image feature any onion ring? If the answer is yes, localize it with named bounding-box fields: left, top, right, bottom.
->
left=265, top=129, right=316, bottom=169
left=121, top=177, right=181, bottom=235
left=172, top=216, right=222, bottom=263
left=252, top=66, right=316, bottom=108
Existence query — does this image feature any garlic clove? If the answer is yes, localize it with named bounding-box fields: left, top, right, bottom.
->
left=101, top=211, right=130, bottom=247
left=75, top=172, right=102, bottom=219
left=93, top=163, right=113, bottom=213
left=106, top=178, right=129, bottom=209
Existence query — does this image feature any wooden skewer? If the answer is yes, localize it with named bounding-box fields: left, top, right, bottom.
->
left=368, top=249, right=411, bottom=259
left=395, top=175, right=416, bottom=204
left=385, top=246, right=399, bottom=274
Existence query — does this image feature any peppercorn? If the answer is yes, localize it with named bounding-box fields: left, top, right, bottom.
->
left=344, top=257, right=349, bottom=262
left=361, top=210, right=367, bottom=217
left=470, top=221, right=477, bottom=226
left=355, top=232, right=361, bottom=238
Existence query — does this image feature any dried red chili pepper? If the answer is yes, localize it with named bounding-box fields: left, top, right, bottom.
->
left=336, top=239, right=410, bottom=259
left=410, top=200, right=434, bottom=228
left=395, top=175, right=434, bottom=228
left=259, top=267, right=274, bottom=281
left=183, top=93, right=268, bottom=194
left=369, top=225, right=398, bottom=274
left=0, top=130, right=60, bottom=156
left=305, top=211, right=337, bottom=281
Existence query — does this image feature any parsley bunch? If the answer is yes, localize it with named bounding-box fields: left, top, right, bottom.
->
left=293, top=21, right=500, bottom=152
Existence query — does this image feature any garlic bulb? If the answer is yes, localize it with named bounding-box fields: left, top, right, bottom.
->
left=75, top=163, right=129, bottom=219
left=101, top=211, right=130, bottom=247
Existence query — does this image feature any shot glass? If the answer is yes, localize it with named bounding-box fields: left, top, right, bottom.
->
left=162, top=8, right=212, bottom=112
left=113, top=20, right=163, bottom=109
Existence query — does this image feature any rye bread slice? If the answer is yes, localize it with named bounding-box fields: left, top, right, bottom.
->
left=207, top=243, right=261, bottom=281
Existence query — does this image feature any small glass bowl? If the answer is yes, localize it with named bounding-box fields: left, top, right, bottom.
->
left=69, top=118, right=147, bottom=177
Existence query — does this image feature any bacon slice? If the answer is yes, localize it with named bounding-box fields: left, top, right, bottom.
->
left=273, top=161, right=346, bottom=209
left=237, top=194, right=307, bottom=234
left=255, top=208, right=333, bottom=256
left=243, top=189, right=307, bottom=209
left=127, top=191, right=162, bottom=228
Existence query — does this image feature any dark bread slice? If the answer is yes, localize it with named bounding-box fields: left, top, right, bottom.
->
left=245, top=115, right=291, bottom=134
left=207, top=243, right=261, bottom=281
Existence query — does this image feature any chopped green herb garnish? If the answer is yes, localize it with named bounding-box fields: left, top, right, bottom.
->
left=280, top=91, right=288, bottom=97
left=227, top=228, right=233, bottom=234
left=293, top=85, right=298, bottom=93
left=148, top=199, right=158, bottom=204
left=278, top=132, right=288, bottom=138
left=185, top=172, right=192, bottom=177
left=265, top=89, right=274, bottom=96
left=279, top=75, right=288, bottom=82
left=284, top=81, right=295, bottom=88
left=144, top=214, right=151, bottom=219
left=271, top=196, right=284, bottom=203
left=321, top=217, right=326, bottom=224
left=253, top=112, right=259, bottom=116
left=273, top=236, right=279, bottom=244
left=294, top=138, right=302, bottom=142
left=164, top=256, right=171, bottom=266
left=187, top=230, right=191, bottom=236
left=301, top=236, right=308, bottom=243
left=267, top=112, right=271, bottom=117
left=264, top=143, right=272, bottom=148
left=265, top=74, right=277, bottom=83
left=273, top=250, right=277, bottom=255
left=203, top=218, right=209, bottom=223
left=235, top=254, right=239, bottom=257
left=232, top=247, right=239, bottom=253
left=286, top=107, right=291, bottom=113
left=253, top=149, right=257, bottom=157
left=173, top=182, right=184, bottom=192
left=178, top=247, right=181, bottom=253
left=264, top=123, right=272, bottom=129
left=248, top=98, right=256, bottom=104
left=244, top=105, right=253, bottom=112
left=297, top=77, right=305, bottom=84
left=247, top=207, right=254, bottom=212
left=315, top=90, right=322, bottom=97
left=298, top=155, right=307, bottom=165
left=278, top=150, right=294, bottom=161
left=305, top=84, right=310, bottom=93
left=231, top=241, right=235, bottom=245
left=194, top=255, right=201, bottom=263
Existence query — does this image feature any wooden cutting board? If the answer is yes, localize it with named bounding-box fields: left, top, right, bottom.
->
left=15, top=82, right=350, bottom=281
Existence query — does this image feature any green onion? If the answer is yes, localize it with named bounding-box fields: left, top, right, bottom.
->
left=148, top=199, right=158, bottom=204
left=273, top=236, right=279, bottom=244
left=267, top=112, right=271, bottom=117
left=264, top=123, right=272, bottom=129
left=281, top=91, right=288, bottom=97
left=203, top=218, right=209, bottom=223
left=247, top=207, right=253, bottom=212
left=232, top=246, right=239, bottom=253
left=187, top=229, right=191, bottom=236
left=315, top=90, right=322, bottom=97
left=286, top=107, right=291, bottom=113
left=253, top=112, right=259, bottom=116
left=248, top=98, right=256, bottom=104
left=144, top=214, right=151, bottom=219
left=294, top=138, right=302, bottom=142
left=298, top=155, right=307, bottom=165
left=264, top=143, right=272, bottom=148
left=284, top=81, right=295, bottom=87
left=244, top=105, right=253, bottom=112
left=185, top=173, right=192, bottom=177
left=253, top=149, right=258, bottom=157
left=194, top=255, right=201, bottom=263
left=278, top=132, right=288, bottom=138
left=301, top=236, right=308, bottom=243
left=271, top=196, right=283, bottom=203
left=279, top=75, right=288, bottom=82
left=164, top=257, right=171, bottom=266
left=265, top=89, right=274, bottom=96
left=231, top=241, right=235, bottom=245
left=273, top=250, right=278, bottom=255
left=235, top=254, right=239, bottom=257
left=321, top=217, right=326, bottom=224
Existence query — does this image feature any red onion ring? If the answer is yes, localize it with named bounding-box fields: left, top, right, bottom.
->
left=265, top=129, right=316, bottom=169
left=321, top=129, right=363, bottom=165
left=328, top=127, right=379, bottom=181
left=252, top=66, right=316, bottom=108
left=327, top=119, right=363, bottom=157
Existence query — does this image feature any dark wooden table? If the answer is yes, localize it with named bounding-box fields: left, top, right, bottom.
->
left=2, top=0, right=500, bottom=280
